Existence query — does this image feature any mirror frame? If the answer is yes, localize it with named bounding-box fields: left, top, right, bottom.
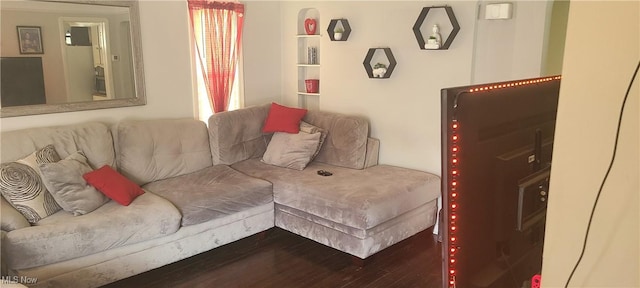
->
left=0, top=0, right=146, bottom=118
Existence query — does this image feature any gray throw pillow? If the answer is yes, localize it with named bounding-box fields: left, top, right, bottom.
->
left=262, top=131, right=321, bottom=170
left=39, top=152, right=109, bottom=216
left=300, top=121, right=327, bottom=160
left=0, top=145, right=62, bottom=224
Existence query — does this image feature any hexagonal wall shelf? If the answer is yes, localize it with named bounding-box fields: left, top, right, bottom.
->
left=363, top=48, right=396, bottom=79
left=412, top=6, right=460, bottom=50
left=327, top=19, right=351, bottom=41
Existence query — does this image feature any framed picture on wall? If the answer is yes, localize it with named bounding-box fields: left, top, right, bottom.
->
left=17, top=26, right=43, bottom=54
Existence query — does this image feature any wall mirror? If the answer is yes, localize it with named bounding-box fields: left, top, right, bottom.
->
left=0, top=0, right=145, bottom=118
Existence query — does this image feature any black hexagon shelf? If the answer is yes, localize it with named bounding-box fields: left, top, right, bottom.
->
left=363, top=48, right=396, bottom=79
left=412, top=6, right=460, bottom=50
left=327, top=19, right=351, bottom=41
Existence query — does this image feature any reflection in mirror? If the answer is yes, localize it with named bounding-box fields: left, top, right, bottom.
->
left=0, top=0, right=145, bottom=117
left=61, top=17, right=134, bottom=102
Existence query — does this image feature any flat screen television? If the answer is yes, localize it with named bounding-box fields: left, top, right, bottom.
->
left=1, top=57, right=46, bottom=107
left=440, top=76, right=561, bottom=288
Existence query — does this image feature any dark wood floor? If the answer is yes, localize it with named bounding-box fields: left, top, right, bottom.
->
left=102, top=227, right=443, bottom=288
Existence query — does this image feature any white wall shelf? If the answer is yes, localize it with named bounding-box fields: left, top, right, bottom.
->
left=297, top=8, right=320, bottom=110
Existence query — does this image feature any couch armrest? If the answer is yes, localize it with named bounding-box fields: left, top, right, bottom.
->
left=1, top=198, right=29, bottom=232
left=1, top=230, right=7, bottom=276
left=364, top=138, right=380, bottom=168
left=208, top=104, right=271, bottom=165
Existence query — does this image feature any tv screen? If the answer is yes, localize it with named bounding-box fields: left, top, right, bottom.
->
left=1, top=57, right=46, bottom=107
left=440, top=76, right=561, bottom=288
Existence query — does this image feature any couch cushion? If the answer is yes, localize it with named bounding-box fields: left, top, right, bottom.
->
left=3, top=192, right=181, bottom=270
left=39, top=152, right=109, bottom=215
left=262, top=102, right=308, bottom=133
left=115, top=119, right=213, bottom=185
left=232, top=159, right=440, bottom=230
left=83, top=165, right=145, bottom=206
left=143, top=165, right=273, bottom=226
left=261, top=131, right=321, bottom=170
left=208, top=104, right=271, bottom=165
left=0, top=122, right=116, bottom=170
left=303, top=110, right=369, bottom=169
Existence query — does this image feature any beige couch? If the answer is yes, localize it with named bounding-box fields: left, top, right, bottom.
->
left=0, top=104, right=439, bottom=287
left=210, top=104, right=441, bottom=259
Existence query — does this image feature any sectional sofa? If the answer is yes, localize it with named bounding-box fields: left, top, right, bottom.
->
left=0, top=103, right=440, bottom=287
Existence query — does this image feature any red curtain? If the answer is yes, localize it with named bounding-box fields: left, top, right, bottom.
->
left=188, top=0, right=244, bottom=113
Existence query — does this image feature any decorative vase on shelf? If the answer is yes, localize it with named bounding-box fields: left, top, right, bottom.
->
left=431, top=24, right=442, bottom=47
left=373, top=63, right=387, bottom=78
left=373, top=68, right=387, bottom=78
left=304, top=18, right=317, bottom=35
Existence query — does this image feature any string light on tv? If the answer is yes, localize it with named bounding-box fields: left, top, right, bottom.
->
left=467, top=76, right=561, bottom=93
left=448, top=119, right=460, bottom=287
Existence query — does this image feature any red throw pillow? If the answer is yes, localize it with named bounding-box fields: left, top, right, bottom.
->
left=83, top=165, right=144, bottom=206
left=262, top=102, right=308, bottom=134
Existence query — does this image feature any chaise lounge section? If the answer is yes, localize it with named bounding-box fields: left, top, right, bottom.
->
left=210, top=104, right=441, bottom=259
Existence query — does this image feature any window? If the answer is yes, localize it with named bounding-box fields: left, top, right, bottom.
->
left=189, top=1, right=244, bottom=122
left=193, top=43, right=243, bottom=122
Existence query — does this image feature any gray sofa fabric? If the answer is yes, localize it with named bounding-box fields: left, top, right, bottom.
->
left=208, top=104, right=271, bottom=165
left=3, top=192, right=181, bottom=270
left=222, top=105, right=440, bottom=259
left=143, top=165, right=273, bottom=226
left=276, top=200, right=437, bottom=259
left=302, top=111, right=369, bottom=170
left=14, top=204, right=274, bottom=288
left=208, top=105, right=371, bottom=170
left=1, top=198, right=30, bottom=232
left=232, top=159, right=440, bottom=230
left=0, top=122, right=116, bottom=170
left=115, top=119, right=213, bottom=185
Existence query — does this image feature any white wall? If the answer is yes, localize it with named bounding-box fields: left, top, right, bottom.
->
left=541, top=1, right=639, bottom=287
left=277, top=1, right=551, bottom=174
left=542, top=0, right=569, bottom=76
left=472, top=0, right=551, bottom=84
left=278, top=1, right=477, bottom=174
left=242, top=1, right=283, bottom=107
left=0, top=0, right=196, bottom=131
